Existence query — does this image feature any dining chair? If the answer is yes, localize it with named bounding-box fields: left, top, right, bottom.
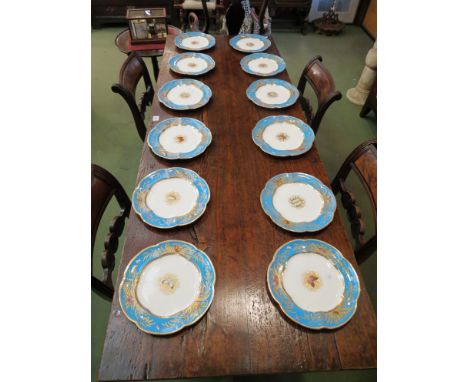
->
left=257, top=0, right=270, bottom=35
left=176, top=0, right=211, bottom=33
left=331, top=139, right=377, bottom=264
left=225, top=0, right=244, bottom=34
left=92, top=164, right=131, bottom=300
left=297, top=55, right=342, bottom=134
left=111, top=52, right=155, bottom=142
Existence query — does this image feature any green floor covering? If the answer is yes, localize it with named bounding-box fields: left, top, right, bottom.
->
left=92, top=24, right=377, bottom=382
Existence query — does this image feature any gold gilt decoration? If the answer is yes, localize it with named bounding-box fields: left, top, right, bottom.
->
left=267, top=239, right=360, bottom=329
left=119, top=240, right=216, bottom=335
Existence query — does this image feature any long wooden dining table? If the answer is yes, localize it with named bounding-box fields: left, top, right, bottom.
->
left=98, top=35, right=377, bottom=381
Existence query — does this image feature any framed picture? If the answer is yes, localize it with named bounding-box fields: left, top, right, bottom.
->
left=308, top=0, right=360, bottom=23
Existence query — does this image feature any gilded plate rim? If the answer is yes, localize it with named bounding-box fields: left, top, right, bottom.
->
left=252, top=115, right=314, bottom=157
left=267, top=239, right=360, bottom=330
left=119, top=240, right=216, bottom=335
left=147, top=117, right=212, bottom=160
left=259, top=172, right=336, bottom=232
left=240, top=52, right=286, bottom=77
left=246, top=79, right=299, bottom=109
left=157, top=78, right=212, bottom=110
left=132, top=167, right=210, bottom=229
left=175, top=31, right=216, bottom=51
left=229, top=33, right=272, bottom=53
left=168, top=52, right=216, bottom=76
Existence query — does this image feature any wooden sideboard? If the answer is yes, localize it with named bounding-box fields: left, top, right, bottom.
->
left=91, top=0, right=177, bottom=28
left=250, top=0, right=311, bottom=34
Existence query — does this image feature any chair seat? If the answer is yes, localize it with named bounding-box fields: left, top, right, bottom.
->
left=182, top=0, right=217, bottom=10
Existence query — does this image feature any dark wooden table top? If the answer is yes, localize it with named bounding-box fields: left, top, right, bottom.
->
left=99, top=35, right=376, bottom=382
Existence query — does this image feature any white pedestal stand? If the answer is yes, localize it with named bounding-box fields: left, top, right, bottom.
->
left=347, top=41, right=377, bottom=106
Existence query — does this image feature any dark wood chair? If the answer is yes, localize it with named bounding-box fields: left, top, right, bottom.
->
left=92, top=164, right=131, bottom=300
left=111, top=52, right=155, bottom=142
left=187, top=0, right=211, bottom=32
left=331, top=140, right=377, bottom=264
left=225, top=0, right=244, bottom=34
left=297, top=55, right=342, bottom=134
left=254, top=0, right=270, bottom=35
left=175, top=0, right=226, bottom=32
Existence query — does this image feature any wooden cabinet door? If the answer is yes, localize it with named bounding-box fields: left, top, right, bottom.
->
left=363, top=0, right=377, bottom=38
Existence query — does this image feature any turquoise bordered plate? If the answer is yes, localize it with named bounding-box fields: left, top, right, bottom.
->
left=168, top=52, right=215, bottom=76
left=252, top=115, right=314, bottom=157
left=158, top=79, right=212, bottom=110
left=240, top=53, right=286, bottom=77
left=119, top=240, right=216, bottom=335
left=132, top=167, right=210, bottom=228
left=260, top=172, right=336, bottom=232
left=267, top=239, right=360, bottom=330
left=175, top=31, right=216, bottom=51
left=148, top=118, right=212, bottom=160
left=229, top=34, right=271, bottom=53
left=246, top=79, right=299, bottom=109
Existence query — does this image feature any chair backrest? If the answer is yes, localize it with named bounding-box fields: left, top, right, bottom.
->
left=257, top=0, right=269, bottom=35
left=91, top=164, right=131, bottom=299
left=331, top=140, right=377, bottom=264
left=225, top=0, right=245, bottom=34
left=198, top=0, right=210, bottom=33
left=111, top=52, right=155, bottom=142
left=188, top=11, right=200, bottom=31
left=297, top=55, right=342, bottom=134
left=187, top=0, right=210, bottom=34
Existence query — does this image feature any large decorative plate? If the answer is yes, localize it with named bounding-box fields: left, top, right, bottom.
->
left=120, top=240, right=216, bottom=335
left=229, top=34, right=271, bottom=53
left=252, top=115, right=314, bottom=157
left=267, top=239, right=360, bottom=330
left=168, top=52, right=215, bottom=76
left=175, top=31, right=216, bottom=51
left=133, top=167, right=210, bottom=228
left=246, top=79, right=299, bottom=109
left=240, top=53, right=286, bottom=77
left=260, top=172, right=336, bottom=232
left=158, top=79, right=212, bottom=110
left=148, top=118, right=212, bottom=160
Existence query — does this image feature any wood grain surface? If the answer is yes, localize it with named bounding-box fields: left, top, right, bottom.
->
left=98, top=35, right=377, bottom=382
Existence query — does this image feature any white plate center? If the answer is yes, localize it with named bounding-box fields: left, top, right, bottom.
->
left=255, top=84, right=291, bottom=105
left=248, top=57, right=278, bottom=74
left=182, top=36, right=210, bottom=49
left=272, top=182, right=324, bottom=223
left=262, top=122, right=304, bottom=150
left=136, top=254, right=201, bottom=317
left=237, top=37, right=265, bottom=51
left=159, top=124, right=203, bottom=153
left=167, top=84, right=203, bottom=106
left=146, top=178, right=199, bottom=218
left=282, top=252, right=344, bottom=312
left=176, top=57, right=209, bottom=73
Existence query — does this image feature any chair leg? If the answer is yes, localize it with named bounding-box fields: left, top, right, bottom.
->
left=355, top=236, right=377, bottom=264
left=92, top=276, right=114, bottom=301
left=180, top=9, right=187, bottom=31
left=151, top=56, right=159, bottom=81
left=360, top=102, right=371, bottom=118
